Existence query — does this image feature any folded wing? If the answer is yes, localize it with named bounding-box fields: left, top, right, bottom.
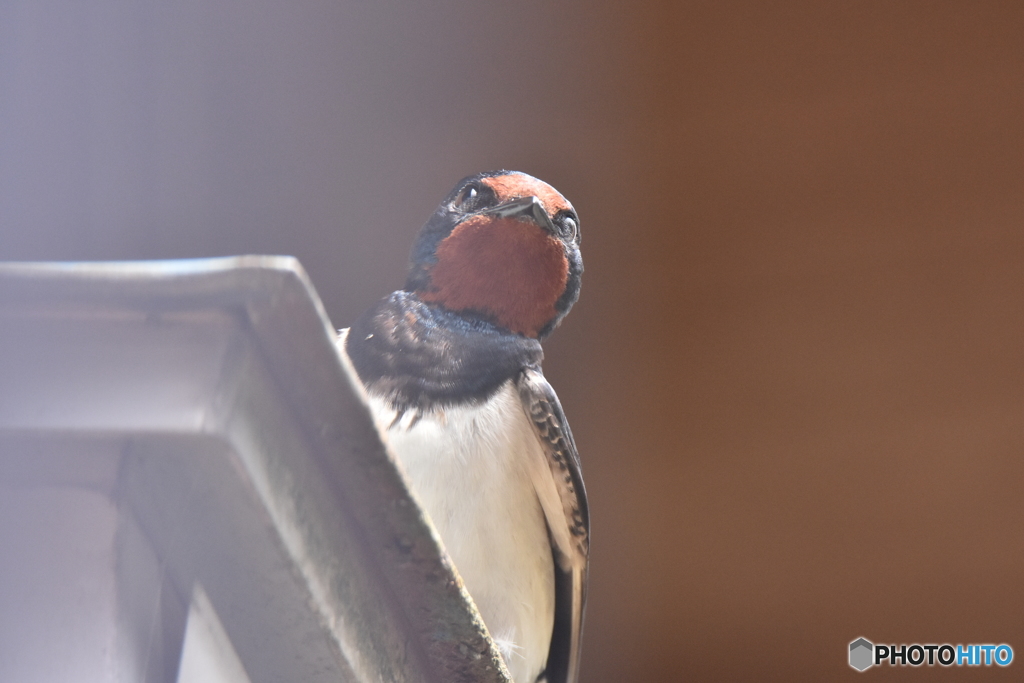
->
left=516, top=366, right=589, bottom=683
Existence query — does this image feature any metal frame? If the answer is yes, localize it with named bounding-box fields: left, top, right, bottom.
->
left=0, top=257, right=510, bottom=683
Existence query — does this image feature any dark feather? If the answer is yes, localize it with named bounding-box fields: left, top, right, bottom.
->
left=346, top=290, right=543, bottom=411
left=517, top=366, right=589, bottom=683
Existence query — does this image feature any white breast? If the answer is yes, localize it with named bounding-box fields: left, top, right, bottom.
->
left=366, top=382, right=554, bottom=683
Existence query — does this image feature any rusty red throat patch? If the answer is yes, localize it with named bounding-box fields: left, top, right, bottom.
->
left=419, top=215, right=569, bottom=338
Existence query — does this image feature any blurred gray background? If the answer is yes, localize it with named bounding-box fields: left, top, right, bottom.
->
left=3, top=1, right=1023, bottom=679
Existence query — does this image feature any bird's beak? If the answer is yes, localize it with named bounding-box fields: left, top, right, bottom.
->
left=477, top=196, right=556, bottom=234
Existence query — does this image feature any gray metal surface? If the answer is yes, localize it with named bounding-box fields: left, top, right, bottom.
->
left=0, top=257, right=510, bottom=683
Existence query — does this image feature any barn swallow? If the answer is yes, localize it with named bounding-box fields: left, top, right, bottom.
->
left=340, top=171, right=588, bottom=683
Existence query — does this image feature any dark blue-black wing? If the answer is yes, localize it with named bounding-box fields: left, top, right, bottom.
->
left=516, top=366, right=589, bottom=683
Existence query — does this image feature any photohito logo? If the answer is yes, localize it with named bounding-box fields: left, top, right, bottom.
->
left=849, top=637, right=1013, bottom=671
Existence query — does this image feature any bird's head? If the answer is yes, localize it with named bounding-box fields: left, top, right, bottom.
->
left=405, top=171, right=582, bottom=339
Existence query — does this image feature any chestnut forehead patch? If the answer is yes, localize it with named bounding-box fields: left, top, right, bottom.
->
left=482, top=174, right=573, bottom=216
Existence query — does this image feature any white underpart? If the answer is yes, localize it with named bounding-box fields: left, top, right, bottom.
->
left=366, top=382, right=555, bottom=683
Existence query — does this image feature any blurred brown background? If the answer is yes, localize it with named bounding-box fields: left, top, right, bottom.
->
left=3, top=1, right=1022, bottom=679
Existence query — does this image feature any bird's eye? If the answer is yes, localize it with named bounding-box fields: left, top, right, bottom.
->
left=559, top=215, right=579, bottom=241
left=453, top=184, right=480, bottom=210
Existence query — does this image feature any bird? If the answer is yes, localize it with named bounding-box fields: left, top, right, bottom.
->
left=339, top=170, right=589, bottom=683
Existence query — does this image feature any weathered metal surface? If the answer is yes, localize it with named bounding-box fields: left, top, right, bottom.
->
left=0, top=257, right=510, bottom=683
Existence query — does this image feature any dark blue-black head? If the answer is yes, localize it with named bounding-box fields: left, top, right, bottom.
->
left=405, top=171, right=582, bottom=339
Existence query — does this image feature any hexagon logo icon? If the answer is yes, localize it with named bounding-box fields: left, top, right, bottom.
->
left=849, top=638, right=874, bottom=671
